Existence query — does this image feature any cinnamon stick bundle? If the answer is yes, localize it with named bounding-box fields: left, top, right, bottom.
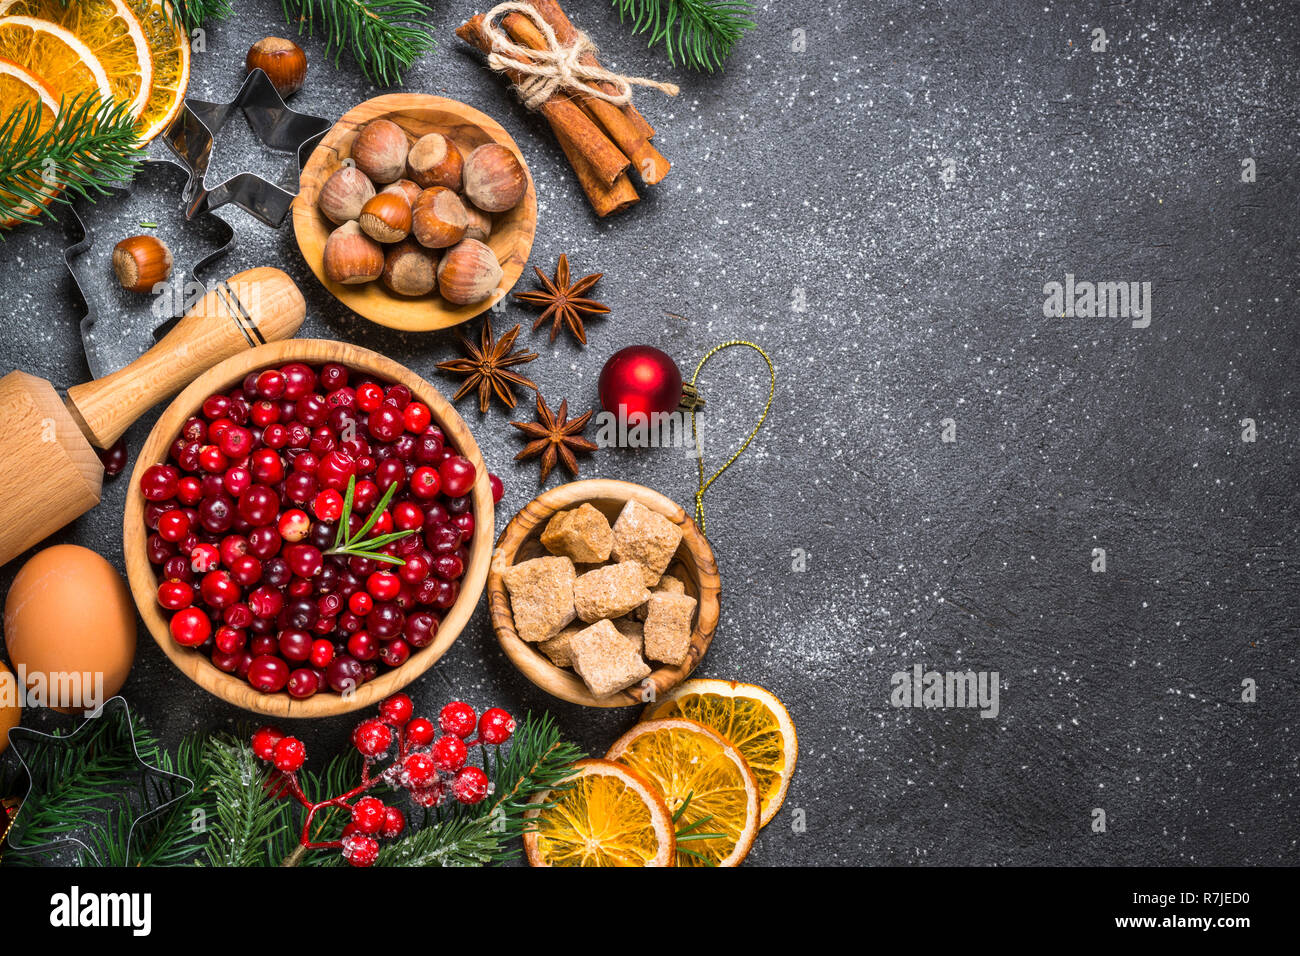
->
left=456, top=0, right=673, bottom=217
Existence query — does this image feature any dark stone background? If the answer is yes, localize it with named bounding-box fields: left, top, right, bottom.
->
left=1, top=0, right=1296, bottom=865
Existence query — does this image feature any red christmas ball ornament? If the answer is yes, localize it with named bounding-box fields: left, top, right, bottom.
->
left=598, top=346, right=682, bottom=418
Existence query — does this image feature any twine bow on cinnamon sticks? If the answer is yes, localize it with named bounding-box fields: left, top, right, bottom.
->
left=457, top=0, right=676, bottom=217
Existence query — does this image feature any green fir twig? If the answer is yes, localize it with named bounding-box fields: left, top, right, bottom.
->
left=281, top=0, right=437, bottom=86
left=161, top=0, right=234, bottom=31
left=612, top=0, right=755, bottom=72
left=0, top=93, right=142, bottom=230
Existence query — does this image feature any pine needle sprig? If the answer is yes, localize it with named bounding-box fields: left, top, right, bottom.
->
left=202, top=734, right=289, bottom=868
left=161, top=0, right=234, bottom=31
left=612, top=0, right=755, bottom=72
left=281, top=0, right=437, bottom=86
left=0, top=93, right=142, bottom=230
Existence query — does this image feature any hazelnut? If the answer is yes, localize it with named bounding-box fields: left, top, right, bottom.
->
left=437, top=238, right=502, bottom=305
left=411, top=187, right=468, bottom=249
left=112, top=235, right=173, bottom=293
left=318, top=165, right=375, bottom=224
left=383, top=179, right=423, bottom=206
left=323, top=220, right=384, bottom=284
left=406, top=132, right=463, bottom=190
left=246, top=37, right=307, bottom=97
left=351, top=119, right=408, bottom=184
left=358, top=191, right=412, bottom=243
left=381, top=239, right=438, bottom=296
left=462, top=143, right=527, bottom=212
left=463, top=203, right=492, bottom=243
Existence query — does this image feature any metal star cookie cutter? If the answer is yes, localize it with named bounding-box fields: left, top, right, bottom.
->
left=3, top=696, right=195, bottom=866
left=162, top=67, right=332, bottom=227
left=62, top=157, right=234, bottom=379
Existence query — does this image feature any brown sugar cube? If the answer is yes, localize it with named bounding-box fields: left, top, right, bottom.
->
left=538, top=624, right=583, bottom=668
left=501, top=555, right=576, bottom=643
left=540, top=503, right=613, bottom=563
left=611, top=499, right=683, bottom=586
left=612, top=616, right=644, bottom=654
left=632, top=573, right=686, bottom=620
left=571, top=620, right=651, bottom=697
left=573, top=561, right=651, bottom=623
left=643, top=592, right=697, bottom=666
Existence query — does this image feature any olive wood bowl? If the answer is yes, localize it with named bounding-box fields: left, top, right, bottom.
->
left=488, top=480, right=720, bottom=708
left=123, top=339, right=494, bottom=718
left=292, top=94, right=537, bottom=333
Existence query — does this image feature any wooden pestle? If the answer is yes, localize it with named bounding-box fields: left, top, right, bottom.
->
left=0, top=267, right=305, bottom=566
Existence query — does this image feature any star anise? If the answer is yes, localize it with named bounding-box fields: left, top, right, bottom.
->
left=435, top=319, right=538, bottom=413
left=509, top=393, right=599, bottom=483
left=514, top=254, right=610, bottom=345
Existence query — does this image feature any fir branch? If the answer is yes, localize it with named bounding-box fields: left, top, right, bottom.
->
left=161, top=0, right=234, bottom=31
left=0, top=93, right=142, bottom=230
left=282, top=0, right=437, bottom=86
left=612, top=0, right=755, bottom=72
left=202, top=735, right=288, bottom=867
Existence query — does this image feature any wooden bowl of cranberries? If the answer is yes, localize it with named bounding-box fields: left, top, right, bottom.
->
left=123, top=339, right=495, bottom=718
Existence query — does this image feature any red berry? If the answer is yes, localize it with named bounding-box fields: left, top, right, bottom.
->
left=439, top=701, right=476, bottom=739
left=366, top=571, right=401, bottom=601
left=439, top=455, right=476, bottom=497
left=287, top=668, right=319, bottom=699
left=405, top=716, right=435, bottom=746
left=478, top=707, right=516, bottom=745
left=278, top=509, right=311, bottom=542
left=248, top=655, right=290, bottom=692
left=351, top=796, right=387, bottom=834
left=352, top=718, right=393, bottom=758
left=218, top=425, right=253, bottom=458
left=378, top=693, right=413, bottom=726
left=140, top=464, right=180, bottom=500
left=214, top=625, right=246, bottom=654
left=169, top=607, right=211, bottom=647
left=452, top=766, right=490, bottom=804
left=488, top=473, right=503, bottom=504
left=356, top=382, right=384, bottom=412
left=348, top=591, right=373, bottom=616
left=312, top=489, right=343, bottom=522
left=157, top=509, right=190, bottom=542
left=309, top=638, right=335, bottom=668
left=410, top=466, right=440, bottom=499
left=157, top=579, right=194, bottom=610
left=378, top=638, right=409, bottom=667
left=380, top=805, right=406, bottom=839
left=403, top=402, right=431, bottom=433
left=431, top=735, right=467, bottom=772
left=342, top=834, right=379, bottom=867
left=251, top=726, right=285, bottom=760
left=272, top=736, right=306, bottom=772
left=403, top=752, right=438, bottom=788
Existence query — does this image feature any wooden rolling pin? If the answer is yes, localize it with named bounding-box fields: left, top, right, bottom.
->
left=0, top=267, right=305, bottom=566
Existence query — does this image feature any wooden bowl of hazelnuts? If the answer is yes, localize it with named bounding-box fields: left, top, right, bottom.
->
left=292, top=93, right=538, bottom=333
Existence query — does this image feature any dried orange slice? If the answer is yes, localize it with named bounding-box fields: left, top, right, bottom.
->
left=607, top=717, right=759, bottom=867
left=523, top=759, right=675, bottom=867
left=644, top=679, right=798, bottom=827
left=0, top=57, right=60, bottom=226
left=0, top=16, right=111, bottom=106
left=0, top=0, right=153, bottom=119
left=124, top=0, right=189, bottom=141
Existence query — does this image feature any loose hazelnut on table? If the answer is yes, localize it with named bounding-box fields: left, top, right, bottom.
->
left=437, top=238, right=503, bottom=305
left=411, top=187, right=468, bottom=249
left=381, top=239, right=438, bottom=296
left=462, top=143, right=527, bottom=212
left=407, top=132, right=463, bottom=190
left=245, top=37, right=307, bottom=97
left=358, top=191, right=412, bottom=243
left=318, top=165, right=375, bottom=224
left=351, top=118, right=409, bottom=184
left=112, top=235, right=173, bottom=293
left=323, top=220, right=384, bottom=284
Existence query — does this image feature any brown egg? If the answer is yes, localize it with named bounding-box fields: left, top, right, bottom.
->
left=3, top=545, right=136, bottom=715
left=0, top=661, right=19, bottom=753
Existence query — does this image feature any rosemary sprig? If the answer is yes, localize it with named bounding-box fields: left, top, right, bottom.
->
left=281, top=0, right=437, bottom=86
left=671, top=791, right=725, bottom=866
left=325, top=475, right=415, bottom=565
left=611, top=0, right=756, bottom=72
left=0, top=93, right=141, bottom=231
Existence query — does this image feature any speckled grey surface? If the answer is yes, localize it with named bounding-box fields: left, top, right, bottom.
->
left=1, top=0, right=1297, bottom=866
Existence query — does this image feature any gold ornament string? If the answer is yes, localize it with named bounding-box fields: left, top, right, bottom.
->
left=687, top=341, right=775, bottom=536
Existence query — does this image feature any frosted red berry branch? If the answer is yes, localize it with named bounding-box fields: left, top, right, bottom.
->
left=251, top=692, right=516, bottom=867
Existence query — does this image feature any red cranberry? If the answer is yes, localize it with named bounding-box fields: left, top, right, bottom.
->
left=404, top=611, right=437, bottom=648
left=238, top=485, right=280, bottom=526
left=439, top=456, right=476, bottom=497
left=157, top=509, right=190, bottom=542
left=320, top=363, right=349, bottom=390
left=170, top=607, right=211, bottom=647
left=426, top=524, right=461, bottom=554
left=309, top=638, right=334, bottom=668
left=214, top=625, right=246, bottom=654
left=140, top=464, right=180, bottom=500
left=285, top=544, right=323, bottom=578
left=198, top=495, right=234, bottom=533
left=489, top=473, right=503, bottom=503
left=450, top=512, right=474, bottom=538
left=248, top=655, right=289, bottom=693
left=228, top=554, right=263, bottom=587
left=177, top=476, right=202, bottom=506
left=223, top=465, right=252, bottom=497
left=249, top=448, right=284, bottom=484
left=249, top=585, right=284, bottom=619
left=278, top=629, right=312, bottom=662
left=356, top=382, right=383, bottom=411
left=326, top=654, right=363, bottom=693
left=224, top=603, right=253, bottom=628
left=286, top=668, right=319, bottom=699
left=281, top=363, right=316, bottom=398
left=200, top=570, right=240, bottom=609
left=247, top=525, right=282, bottom=559
left=157, top=579, right=193, bottom=610
left=219, top=425, right=253, bottom=458
left=347, top=631, right=378, bottom=661
left=284, top=470, right=316, bottom=504
left=403, top=402, right=431, bottom=433
left=190, top=542, right=220, bottom=572
left=250, top=633, right=277, bottom=656
left=368, top=406, right=403, bottom=442
left=378, top=638, right=409, bottom=667
left=366, top=602, right=404, bottom=638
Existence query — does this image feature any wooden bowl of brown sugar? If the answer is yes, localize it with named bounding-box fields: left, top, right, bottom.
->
left=488, top=479, right=720, bottom=708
